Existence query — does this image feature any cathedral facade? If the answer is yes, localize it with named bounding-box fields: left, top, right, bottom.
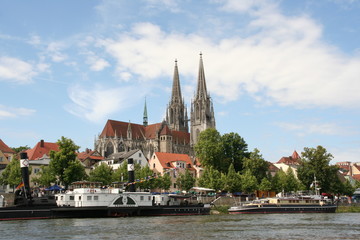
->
left=94, top=54, right=216, bottom=159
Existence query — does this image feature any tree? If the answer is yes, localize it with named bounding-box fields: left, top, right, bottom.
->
left=259, top=177, right=272, bottom=192
left=63, top=160, right=88, bottom=186
left=49, top=137, right=81, bottom=189
left=176, top=169, right=196, bottom=192
left=220, top=132, right=249, bottom=173
left=242, top=148, right=268, bottom=183
left=89, top=163, right=113, bottom=185
left=0, top=155, right=22, bottom=187
left=159, top=173, right=171, bottom=192
left=297, top=146, right=337, bottom=193
left=11, top=146, right=30, bottom=153
left=137, top=165, right=156, bottom=190
left=241, top=170, right=258, bottom=194
left=194, top=128, right=222, bottom=171
left=224, top=164, right=242, bottom=193
left=197, top=166, right=223, bottom=191
left=272, top=169, right=287, bottom=193
left=284, top=167, right=300, bottom=193
left=32, top=165, right=56, bottom=187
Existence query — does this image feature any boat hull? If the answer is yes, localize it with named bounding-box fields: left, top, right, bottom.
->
left=229, top=204, right=337, bottom=214
left=0, top=205, right=210, bottom=220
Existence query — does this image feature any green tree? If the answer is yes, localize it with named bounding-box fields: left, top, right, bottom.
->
left=159, top=173, right=171, bottom=192
left=342, top=180, right=355, bottom=196
left=32, top=165, right=56, bottom=187
left=297, top=146, right=337, bottom=193
left=11, top=146, right=30, bottom=153
left=176, top=169, right=196, bottom=192
left=197, top=166, right=223, bottom=191
left=194, top=128, right=222, bottom=171
left=242, top=148, right=268, bottom=183
left=49, top=137, right=80, bottom=189
left=113, top=163, right=128, bottom=182
left=272, top=169, right=287, bottom=193
left=284, top=167, right=300, bottom=193
left=220, top=132, right=249, bottom=173
left=137, top=165, right=156, bottom=190
left=241, top=170, right=258, bottom=194
left=0, top=155, right=22, bottom=187
left=259, top=177, right=272, bottom=192
left=63, top=160, right=88, bottom=186
left=89, top=163, right=113, bottom=185
left=224, top=164, right=242, bottom=193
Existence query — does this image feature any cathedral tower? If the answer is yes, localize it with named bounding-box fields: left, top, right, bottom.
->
left=190, top=53, right=216, bottom=145
left=166, top=60, right=189, bottom=132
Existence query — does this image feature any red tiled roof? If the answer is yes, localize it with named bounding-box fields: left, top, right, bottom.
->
left=154, top=152, right=195, bottom=171
left=292, top=150, right=300, bottom=159
left=352, top=175, right=360, bottom=181
left=77, top=150, right=104, bottom=162
left=26, top=140, right=59, bottom=160
left=277, top=156, right=301, bottom=165
left=172, top=130, right=190, bottom=145
left=160, top=125, right=171, bottom=135
left=145, top=123, right=162, bottom=139
left=0, top=139, right=15, bottom=154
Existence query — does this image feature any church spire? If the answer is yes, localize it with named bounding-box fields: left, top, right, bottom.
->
left=195, top=52, right=208, bottom=101
left=190, top=53, right=216, bottom=145
left=166, top=59, right=188, bottom=132
left=171, top=59, right=182, bottom=104
left=143, top=97, right=148, bottom=127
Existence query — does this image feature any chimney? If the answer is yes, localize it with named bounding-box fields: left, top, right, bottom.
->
left=40, top=139, right=44, bottom=148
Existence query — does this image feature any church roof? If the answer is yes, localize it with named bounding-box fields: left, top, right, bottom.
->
left=100, top=119, right=146, bottom=139
left=26, top=140, right=59, bottom=160
left=160, top=125, right=171, bottom=135
left=0, top=139, right=15, bottom=154
left=172, top=130, right=190, bottom=144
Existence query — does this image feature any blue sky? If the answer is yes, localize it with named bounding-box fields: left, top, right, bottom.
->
left=1, top=0, right=359, bottom=164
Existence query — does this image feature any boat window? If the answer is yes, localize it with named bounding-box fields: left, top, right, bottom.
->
left=140, top=196, right=144, bottom=201
left=87, top=196, right=92, bottom=201
left=70, top=196, right=74, bottom=200
left=61, top=196, right=63, bottom=200
left=94, top=196, right=99, bottom=201
left=79, top=196, right=81, bottom=201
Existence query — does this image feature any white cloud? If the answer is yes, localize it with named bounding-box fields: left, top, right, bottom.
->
left=0, top=57, right=37, bottom=84
left=0, top=105, right=36, bottom=119
left=84, top=51, right=110, bottom=71
left=46, top=42, right=68, bottom=62
left=275, top=121, right=354, bottom=136
left=65, top=84, right=144, bottom=123
left=95, top=1, right=360, bottom=109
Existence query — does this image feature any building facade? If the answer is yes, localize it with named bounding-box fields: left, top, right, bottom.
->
left=95, top=54, right=216, bottom=159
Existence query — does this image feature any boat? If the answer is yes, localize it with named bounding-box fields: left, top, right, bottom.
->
left=0, top=154, right=210, bottom=221
left=228, top=195, right=337, bottom=214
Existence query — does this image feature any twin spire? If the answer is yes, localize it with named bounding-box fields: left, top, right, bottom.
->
left=143, top=53, right=215, bottom=144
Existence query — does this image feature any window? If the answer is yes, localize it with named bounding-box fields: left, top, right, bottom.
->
left=70, top=196, right=74, bottom=200
left=94, top=196, right=99, bottom=201
left=140, top=196, right=144, bottom=201
left=0, top=157, right=3, bottom=162
left=139, top=153, right=142, bottom=157
left=87, top=196, right=92, bottom=201
left=153, top=163, right=155, bottom=168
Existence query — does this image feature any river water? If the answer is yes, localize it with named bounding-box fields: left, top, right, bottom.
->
left=1, top=213, right=359, bottom=240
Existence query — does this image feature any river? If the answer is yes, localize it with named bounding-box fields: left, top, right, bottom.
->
left=1, top=213, right=359, bottom=239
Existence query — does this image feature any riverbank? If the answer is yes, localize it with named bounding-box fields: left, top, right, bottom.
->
left=336, top=205, right=360, bottom=213
left=211, top=204, right=360, bottom=214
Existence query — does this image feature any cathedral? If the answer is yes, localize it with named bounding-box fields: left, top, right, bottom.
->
left=94, top=54, right=216, bottom=159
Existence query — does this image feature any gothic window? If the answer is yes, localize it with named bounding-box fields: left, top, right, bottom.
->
left=105, top=142, right=114, bottom=158
left=196, top=129, right=200, bottom=142
left=196, top=103, right=200, bottom=119
left=118, top=142, right=125, bottom=152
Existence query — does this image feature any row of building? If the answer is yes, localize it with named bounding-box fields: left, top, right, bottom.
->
left=1, top=54, right=358, bottom=192
left=2, top=137, right=358, bottom=193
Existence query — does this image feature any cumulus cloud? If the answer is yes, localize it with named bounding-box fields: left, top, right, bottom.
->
left=65, top=84, right=144, bottom=123
left=275, top=121, right=355, bottom=136
left=0, top=57, right=37, bottom=84
left=0, top=105, right=36, bottom=119
left=96, top=0, right=360, bottom=109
